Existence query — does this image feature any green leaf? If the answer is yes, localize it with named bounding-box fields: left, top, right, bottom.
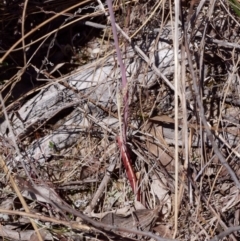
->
left=229, top=0, right=240, bottom=17
left=49, top=141, right=55, bottom=149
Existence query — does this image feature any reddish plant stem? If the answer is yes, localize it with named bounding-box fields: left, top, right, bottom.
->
left=106, top=0, right=128, bottom=143
left=117, top=137, right=140, bottom=201
left=106, top=0, right=139, bottom=199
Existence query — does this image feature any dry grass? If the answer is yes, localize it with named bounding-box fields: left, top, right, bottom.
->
left=0, top=0, right=240, bottom=240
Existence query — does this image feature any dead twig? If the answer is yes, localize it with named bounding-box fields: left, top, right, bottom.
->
left=84, top=157, right=117, bottom=214
left=0, top=156, right=43, bottom=241
left=184, top=3, right=240, bottom=190
left=209, top=225, right=240, bottom=241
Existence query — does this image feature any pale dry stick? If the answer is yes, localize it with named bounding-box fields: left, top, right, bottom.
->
left=177, top=44, right=191, bottom=220
left=33, top=63, right=121, bottom=119
left=84, top=157, right=116, bottom=214
left=173, top=0, right=180, bottom=238
left=184, top=53, right=194, bottom=204
left=212, top=39, right=240, bottom=49
left=0, top=208, right=90, bottom=231
left=0, top=0, right=93, bottom=63
left=21, top=0, right=29, bottom=66
left=0, top=157, right=43, bottom=241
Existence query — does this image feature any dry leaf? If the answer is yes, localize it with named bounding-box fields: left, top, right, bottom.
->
left=29, top=229, right=47, bottom=241
left=101, top=206, right=162, bottom=237
left=145, top=122, right=173, bottom=167
left=150, top=115, right=175, bottom=124
left=151, top=174, right=171, bottom=218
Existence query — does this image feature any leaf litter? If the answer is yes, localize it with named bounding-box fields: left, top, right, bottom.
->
left=0, top=0, right=240, bottom=240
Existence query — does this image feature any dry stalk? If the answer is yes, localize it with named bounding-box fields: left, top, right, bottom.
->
left=21, top=0, right=29, bottom=66
left=0, top=157, right=43, bottom=241
left=0, top=208, right=90, bottom=231
left=173, top=0, right=180, bottom=237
